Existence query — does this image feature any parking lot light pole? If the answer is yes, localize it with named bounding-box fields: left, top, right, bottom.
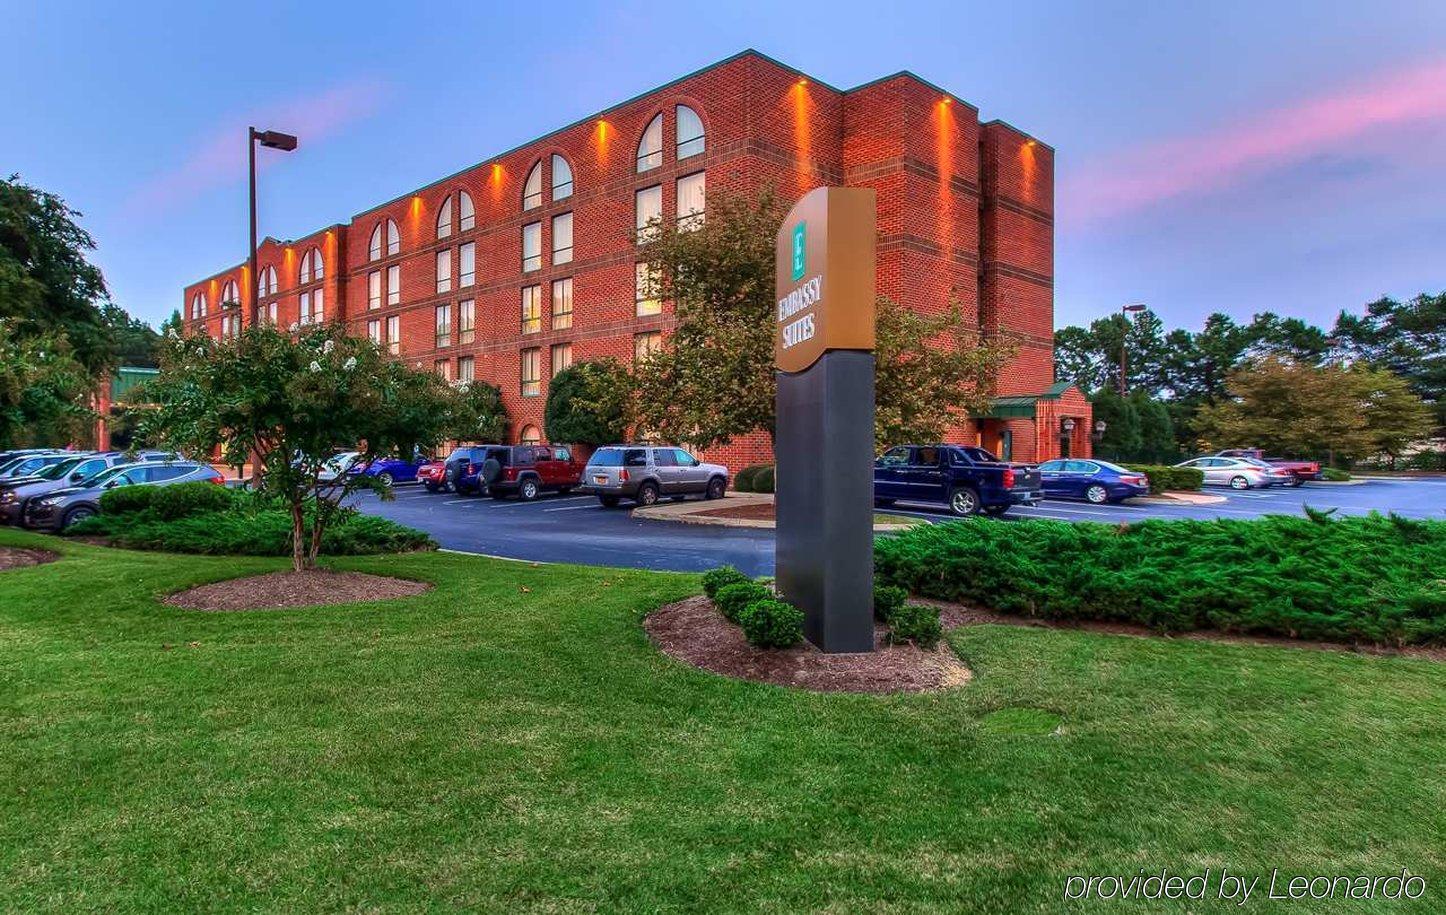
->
left=1119, top=303, right=1146, bottom=396
left=248, top=128, right=298, bottom=324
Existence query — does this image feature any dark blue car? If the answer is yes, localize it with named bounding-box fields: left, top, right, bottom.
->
left=1036, top=459, right=1149, bottom=504
left=347, top=455, right=427, bottom=487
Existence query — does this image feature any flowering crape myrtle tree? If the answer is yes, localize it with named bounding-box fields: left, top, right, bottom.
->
left=140, top=323, right=459, bottom=571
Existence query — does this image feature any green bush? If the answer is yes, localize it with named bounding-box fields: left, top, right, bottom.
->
left=873, top=583, right=907, bottom=622
left=1125, top=464, right=1204, bottom=494
left=874, top=514, right=1446, bottom=647
left=888, top=603, right=942, bottom=649
left=148, top=482, right=235, bottom=520
left=98, top=486, right=156, bottom=515
left=738, top=598, right=805, bottom=648
left=702, top=565, right=750, bottom=600
left=67, top=506, right=433, bottom=557
left=715, top=580, right=771, bottom=623
left=734, top=464, right=770, bottom=493
left=752, top=466, right=776, bottom=494
left=1322, top=468, right=1352, bottom=482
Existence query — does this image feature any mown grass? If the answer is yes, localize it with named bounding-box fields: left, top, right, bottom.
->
left=2, top=527, right=1444, bottom=913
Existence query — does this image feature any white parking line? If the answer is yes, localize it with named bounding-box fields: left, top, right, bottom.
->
left=543, top=503, right=604, bottom=512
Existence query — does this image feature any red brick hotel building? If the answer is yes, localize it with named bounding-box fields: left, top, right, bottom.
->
left=182, top=50, right=1091, bottom=466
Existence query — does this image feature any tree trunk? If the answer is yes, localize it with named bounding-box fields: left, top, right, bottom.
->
left=307, top=510, right=326, bottom=567
left=290, top=499, right=308, bottom=572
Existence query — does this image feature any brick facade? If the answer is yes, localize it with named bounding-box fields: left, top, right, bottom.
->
left=182, top=50, right=1089, bottom=468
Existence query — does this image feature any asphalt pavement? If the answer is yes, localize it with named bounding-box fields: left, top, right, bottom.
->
left=352, top=477, right=1446, bottom=575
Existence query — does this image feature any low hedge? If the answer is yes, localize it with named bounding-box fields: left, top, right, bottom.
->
left=715, top=580, right=770, bottom=623
left=733, top=465, right=768, bottom=492
left=874, top=514, right=1446, bottom=646
left=702, top=565, right=750, bottom=599
left=1322, top=468, right=1352, bottom=482
left=751, top=466, right=776, bottom=494
left=1125, top=464, right=1204, bottom=494
left=738, top=598, right=804, bottom=648
left=888, top=604, right=943, bottom=649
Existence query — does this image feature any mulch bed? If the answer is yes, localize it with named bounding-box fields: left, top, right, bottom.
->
left=164, top=570, right=432, bottom=612
left=0, top=546, right=58, bottom=571
left=645, top=596, right=972, bottom=694
left=693, top=503, right=776, bottom=521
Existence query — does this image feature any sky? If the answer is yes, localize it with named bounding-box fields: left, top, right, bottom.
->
left=3, top=0, right=1444, bottom=332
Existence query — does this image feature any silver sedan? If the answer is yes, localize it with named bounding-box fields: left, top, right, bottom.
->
left=1174, top=456, right=1280, bottom=490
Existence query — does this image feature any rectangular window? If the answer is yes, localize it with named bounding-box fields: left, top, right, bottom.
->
left=299, top=291, right=311, bottom=325
left=386, top=316, right=400, bottom=355
left=435, top=358, right=452, bottom=381
left=551, top=342, right=573, bottom=377
left=458, top=355, right=475, bottom=383
left=387, top=264, right=400, bottom=305
left=436, top=249, right=452, bottom=294
left=521, top=285, right=542, bottom=334
left=313, top=289, right=323, bottom=323
left=522, top=222, right=541, bottom=272
left=635, top=263, right=661, bottom=316
left=367, top=319, right=381, bottom=344
left=458, top=298, right=475, bottom=345
left=551, top=212, right=573, bottom=265
left=368, top=270, right=381, bottom=309
left=459, top=241, right=475, bottom=287
left=435, top=302, right=452, bottom=348
left=635, top=185, right=662, bottom=241
left=551, top=278, right=573, bottom=330
left=677, top=171, right=705, bottom=230
left=520, top=347, right=541, bottom=396
left=633, top=331, right=662, bottom=362
left=266, top=301, right=277, bottom=325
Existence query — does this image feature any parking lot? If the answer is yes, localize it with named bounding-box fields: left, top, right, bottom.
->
left=353, top=476, right=1446, bottom=575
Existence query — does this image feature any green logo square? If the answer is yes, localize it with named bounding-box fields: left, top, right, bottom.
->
left=791, top=221, right=806, bottom=281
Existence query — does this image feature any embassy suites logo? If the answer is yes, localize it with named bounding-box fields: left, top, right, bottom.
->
left=777, top=274, right=823, bottom=350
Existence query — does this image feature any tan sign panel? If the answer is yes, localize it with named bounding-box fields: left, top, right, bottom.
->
left=774, top=187, right=877, bottom=373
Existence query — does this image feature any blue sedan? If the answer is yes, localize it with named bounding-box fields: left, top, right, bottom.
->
left=347, top=455, right=427, bottom=487
left=1036, top=459, right=1150, bottom=504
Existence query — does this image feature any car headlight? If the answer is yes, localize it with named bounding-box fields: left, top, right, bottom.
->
left=0, top=492, right=15, bottom=504
left=37, top=495, right=65, bottom=506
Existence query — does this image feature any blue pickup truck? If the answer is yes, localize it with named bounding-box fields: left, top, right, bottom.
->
left=874, top=444, right=1043, bottom=517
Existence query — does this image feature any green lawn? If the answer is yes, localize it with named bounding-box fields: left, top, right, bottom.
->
left=2, top=528, right=1444, bottom=913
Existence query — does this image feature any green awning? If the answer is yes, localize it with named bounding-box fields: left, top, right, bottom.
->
left=981, top=381, right=1079, bottom=420
left=111, top=366, right=159, bottom=401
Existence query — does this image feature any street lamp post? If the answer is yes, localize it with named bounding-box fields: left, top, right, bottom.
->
left=248, top=127, right=298, bottom=324
left=1119, top=303, right=1146, bottom=396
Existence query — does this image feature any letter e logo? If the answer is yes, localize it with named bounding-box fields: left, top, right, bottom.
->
left=791, top=221, right=806, bottom=281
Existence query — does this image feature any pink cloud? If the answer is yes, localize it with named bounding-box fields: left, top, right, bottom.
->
left=125, top=78, right=391, bottom=217
left=1066, top=58, right=1446, bottom=221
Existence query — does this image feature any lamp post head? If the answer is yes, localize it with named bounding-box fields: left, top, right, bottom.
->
left=255, top=129, right=298, bottom=151
left=1122, top=303, right=1146, bottom=314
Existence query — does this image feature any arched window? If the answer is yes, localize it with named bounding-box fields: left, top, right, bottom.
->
left=368, top=219, right=400, bottom=261
left=519, top=424, right=541, bottom=444
left=299, top=247, right=323, bottom=284
left=258, top=266, right=278, bottom=297
left=551, top=154, right=573, bottom=201
left=522, top=161, right=543, bottom=210
left=458, top=191, right=475, bottom=231
left=190, top=292, right=207, bottom=319
left=436, top=196, right=453, bottom=238
left=637, top=113, right=663, bottom=172
left=676, top=105, right=705, bottom=159
left=220, top=280, right=239, bottom=307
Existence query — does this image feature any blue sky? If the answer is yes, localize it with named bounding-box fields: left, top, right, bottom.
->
left=4, top=0, right=1444, bottom=331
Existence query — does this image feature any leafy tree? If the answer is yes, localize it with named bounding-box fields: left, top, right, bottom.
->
left=0, top=323, right=94, bottom=448
left=1131, top=391, right=1178, bottom=463
left=139, top=324, right=459, bottom=571
left=160, top=309, right=184, bottom=338
left=101, top=303, right=162, bottom=368
left=873, top=299, right=1012, bottom=449
left=1053, top=309, right=1167, bottom=397
left=445, top=381, right=508, bottom=443
left=1088, top=391, right=1141, bottom=460
left=1331, top=292, right=1446, bottom=437
left=544, top=359, right=630, bottom=447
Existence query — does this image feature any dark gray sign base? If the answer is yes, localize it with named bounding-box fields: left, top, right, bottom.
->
left=775, top=349, right=875, bottom=653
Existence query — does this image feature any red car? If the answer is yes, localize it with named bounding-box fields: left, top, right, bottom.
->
left=1213, top=449, right=1320, bottom=486
left=417, top=460, right=448, bottom=493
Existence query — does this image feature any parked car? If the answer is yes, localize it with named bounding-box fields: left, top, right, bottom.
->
left=447, top=444, right=587, bottom=500
left=0, top=453, right=132, bottom=525
left=1212, top=449, right=1320, bottom=486
left=1036, top=459, right=1149, bottom=504
left=416, top=459, right=448, bottom=492
left=317, top=451, right=361, bottom=483
left=347, top=453, right=427, bottom=487
left=0, top=451, right=75, bottom=480
left=1174, top=456, right=1279, bottom=490
left=581, top=445, right=728, bottom=507
left=873, top=444, right=1042, bottom=517
left=22, top=461, right=224, bottom=531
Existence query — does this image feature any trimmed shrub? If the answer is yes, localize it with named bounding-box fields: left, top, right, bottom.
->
left=98, top=486, right=156, bottom=515
left=734, top=464, right=770, bottom=493
left=715, top=580, right=770, bottom=623
left=1322, top=468, right=1352, bottom=482
left=1125, top=464, right=1204, bottom=494
left=148, top=482, right=235, bottom=520
left=738, top=598, right=805, bottom=648
left=702, top=565, right=750, bottom=600
left=752, top=465, right=776, bottom=494
left=888, top=603, right=943, bottom=649
left=874, top=514, right=1446, bottom=647
left=67, top=507, right=433, bottom=557
left=873, top=583, right=907, bottom=622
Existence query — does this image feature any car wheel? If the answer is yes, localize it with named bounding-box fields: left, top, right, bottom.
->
left=1085, top=484, right=1109, bottom=504
left=1230, top=475, right=1250, bottom=490
left=636, top=482, right=660, bottom=507
left=705, top=477, right=726, bottom=500
left=61, top=505, right=95, bottom=529
left=598, top=495, right=621, bottom=508
left=377, top=472, right=394, bottom=487
left=948, top=487, right=981, bottom=517
left=518, top=478, right=540, bottom=501
left=1288, top=477, right=1303, bottom=487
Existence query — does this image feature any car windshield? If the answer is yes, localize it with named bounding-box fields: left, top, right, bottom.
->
left=956, top=447, right=998, bottom=463
left=35, top=458, right=86, bottom=480
left=1095, top=460, right=1131, bottom=474
left=83, top=465, right=140, bottom=488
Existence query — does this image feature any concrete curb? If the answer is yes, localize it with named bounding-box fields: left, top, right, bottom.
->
left=1136, top=491, right=1228, bottom=505
left=631, top=492, right=918, bottom=532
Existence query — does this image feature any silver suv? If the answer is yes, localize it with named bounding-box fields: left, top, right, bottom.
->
left=581, top=445, right=728, bottom=507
